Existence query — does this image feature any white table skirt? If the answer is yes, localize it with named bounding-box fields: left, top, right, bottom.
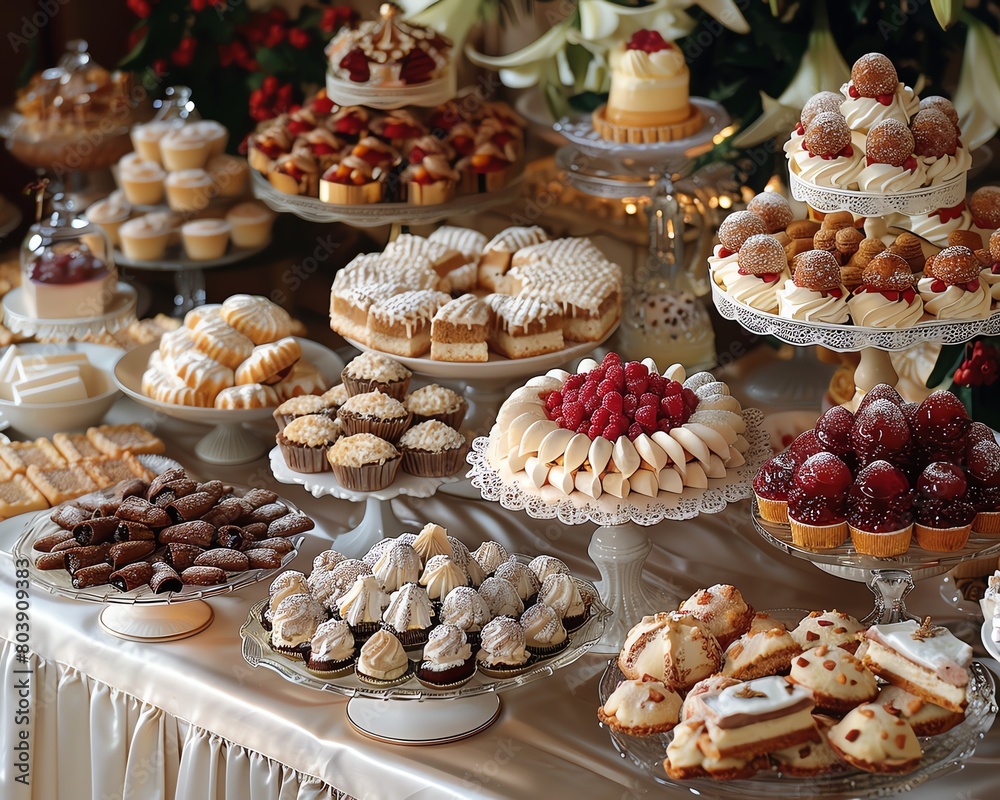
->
left=1, top=366, right=999, bottom=800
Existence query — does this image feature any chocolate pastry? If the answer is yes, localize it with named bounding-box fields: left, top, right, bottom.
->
left=150, top=478, right=199, bottom=506
left=201, top=497, right=243, bottom=528
left=64, top=544, right=113, bottom=573
left=114, top=520, right=156, bottom=542
left=110, top=562, right=153, bottom=592
left=267, top=512, right=314, bottom=538
left=145, top=468, right=185, bottom=500
left=246, top=502, right=288, bottom=524
left=250, top=537, right=296, bottom=555
left=166, top=491, right=217, bottom=523
left=239, top=488, right=279, bottom=512
left=71, top=563, right=114, bottom=589
left=35, top=552, right=69, bottom=570
left=240, top=522, right=268, bottom=540
left=159, top=520, right=215, bottom=548
left=32, top=529, right=76, bottom=552
left=115, top=496, right=171, bottom=529
left=164, top=542, right=207, bottom=571
left=50, top=504, right=91, bottom=531
left=72, top=516, right=120, bottom=546
left=149, top=562, right=183, bottom=593
left=51, top=537, right=84, bottom=553
left=113, top=478, right=149, bottom=501
left=194, top=549, right=249, bottom=571
left=108, top=540, right=156, bottom=569
left=152, top=491, right=176, bottom=508
left=181, top=565, right=228, bottom=586
left=214, top=525, right=245, bottom=550
left=244, top=548, right=282, bottom=569
left=75, top=493, right=121, bottom=515
left=196, top=480, right=226, bottom=503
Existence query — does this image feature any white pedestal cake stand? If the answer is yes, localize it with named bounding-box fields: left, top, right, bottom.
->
left=113, top=340, right=345, bottom=465
left=268, top=446, right=460, bottom=557
left=2, top=282, right=138, bottom=342
left=467, top=409, right=771, bottom=653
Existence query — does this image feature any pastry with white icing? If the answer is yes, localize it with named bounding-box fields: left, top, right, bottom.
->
left=598, top=677, right=682, bottom=736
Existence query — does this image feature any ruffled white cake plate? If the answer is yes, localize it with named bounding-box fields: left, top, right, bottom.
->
left=788, top=171, right=967, bottom=217
left=467, top=409, right=771, bottom=653
left=2, top=282, right=137, bottom=342
left=268, top=445, right=460, bottom=557
left=114, top=340, right=345, bottom=465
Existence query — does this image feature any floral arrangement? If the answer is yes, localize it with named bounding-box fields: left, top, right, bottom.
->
left=926, top=339, right=1000, bottom=431
left=120, top=0, right=354, bottom=145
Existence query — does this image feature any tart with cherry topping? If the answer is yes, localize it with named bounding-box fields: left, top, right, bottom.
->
left=913, top=462, right=975, bottom=551
left=787, top=452, right=853, bottom=549
left=753, top=452, right=794, bottom=524
left=847, top=460, right=914, bottom=557
left=966, top=438, right=1000, bottom=535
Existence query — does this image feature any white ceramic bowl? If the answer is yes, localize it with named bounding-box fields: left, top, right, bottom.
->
left=0, top=342, right=123, bottom=438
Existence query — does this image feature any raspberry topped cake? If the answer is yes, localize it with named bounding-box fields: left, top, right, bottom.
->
left=488, top=353, right=751, bottom=502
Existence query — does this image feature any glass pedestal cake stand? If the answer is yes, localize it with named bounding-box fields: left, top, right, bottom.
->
left=2, top=281, right=138, bottom=342
left=467, top=409, right=771, bottom=654
left=711, top=283, right=1000, bottom=410
left=268, top=446, right=460, bottom=557
left=240, top=564, right=610, bottom=745
left=113, top=340, right=346, bottom=465
left=9, top=479, right=305, bottom=641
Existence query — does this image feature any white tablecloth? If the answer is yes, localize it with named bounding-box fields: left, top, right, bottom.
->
left=2, top=375, right=999, bottom=800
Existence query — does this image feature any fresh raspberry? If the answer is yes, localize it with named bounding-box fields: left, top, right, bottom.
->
left=544, top=391, right=562, bottom=413
left=597, top=379, right=617, bottom=398
left=593, top=408, right=612, bottom=429
left=603, top=423, right=622, bottom=440
left=662, top=380, right=682, bottom=397
left=590, top=366, right=607, bottom=382
left=576, top=421, right=589, bottom=434
left=564, top=374, right=586, bottom=392
left=639, top=392, right=660, bottom=409
left=647, top=374, right=665, bottom=395
left=661, top=395, right=684, bottom=420
left=554, top=415, right=565, bottom=428
left=583, top=394, right=600, bottom=415
left=627, top=423, right=644, bottom=441
left=658, top=419, right=673, bottom=433
left=580, top=382, right=597, bottom=406
left=681, top=388, right=699, bottom=413
left=623, top=395, right=639, bottom=417
left=606, top=365, right=625, bottom=391
left=635, top=405, right=658, bottom=432
left=563, top=402, right=584, bottom=430
left=624, top=362, right=648, bottom=382
left=588, top=422, right=603, bottom=439
left=339, top=49, right=370, bottom=83
left=626, top=376, right=649, bottom=396
left=602, top=352, right=622, bottom=367
left=398, top=48, right=435, bottom=84
left=602, top=393, right=623, bottom=414
left=855, top=383, right=903, bottom=414
left=563, top=388, right=578, bottom=405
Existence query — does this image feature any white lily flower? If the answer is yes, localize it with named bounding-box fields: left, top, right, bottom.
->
left=954, top=17, right=1000, bottom=152
left=734, top=6, right=850, bottom=147
left=398, top=0, right=488, bottom=46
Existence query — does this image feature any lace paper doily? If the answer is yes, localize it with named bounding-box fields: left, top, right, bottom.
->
left=467, top=408, right=769, bottom=527
left=789, top=171, right=967, bottom=216
left=712, top=283, right=1000, bottom=353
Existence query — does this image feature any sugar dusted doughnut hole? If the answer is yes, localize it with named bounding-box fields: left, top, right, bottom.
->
left=911, top=109, right=957, bottom=158
left=717, top=210, right=766, bottom=252
left=865, top=119, right=914, bottom=167
left=805, top=112, right=851, bottom=157
left=746, top=192, right=793, bottom=234
left=862, top=252, right=913, bottom=291
left=919, top=95, right=959, bottom=126
left=970, top=186, right=1000, bottom=229
left=990, top=230, right=1000, bottom=262
left=793, top=250, right=841, bottom=291
left=851, top=53, right=898, bottom=97
left=738, top=234, right=786, bottom=277
left=929, top=246, right=980, bottom=285
left=800, top=91, right=844, bottom=129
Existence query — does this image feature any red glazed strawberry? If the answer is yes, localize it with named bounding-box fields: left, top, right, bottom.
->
left=753, top=453, right=795, bottom=500
left=850, top=399, right=911, bottom=469
left=339, top=49, right=371, bottom=83
left=912, top=390, right=970, bottom=463
left=847, top=460, right=914, bottom=533
left=788, top=453, right=852, bottom=525
left=815, top=406, right=855, bottom=466
left=855, top=383, right=903, bottom=415
left=914, top=462, right=975, bottom=530
left=786, top=430, right=826, bottom=464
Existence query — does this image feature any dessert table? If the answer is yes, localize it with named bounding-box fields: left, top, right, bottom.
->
left=2, top=349, right=998, bottom=800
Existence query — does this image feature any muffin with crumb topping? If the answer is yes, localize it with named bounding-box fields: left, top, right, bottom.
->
left=398, top=421, right=468, bottom=477
left=337, top=390, right=411, bottom=442
left=327, top=432, right=401, bottom=491
left=404, top=384, right=468, bottom=430
left=276, top=414, right=342, bottom=472
left=341, top=351, right=411, bottom=400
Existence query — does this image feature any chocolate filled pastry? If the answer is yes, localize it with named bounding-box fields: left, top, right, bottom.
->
left=152, top=490, right=176, bottom=508
left=214, top=524, right=245, bottom=550
left=246, top=502, right=289, bottom=524
left=164, top=542, right=205, bottom=571
left=110, top=562, right=153, bottom=592
left=201, top=497, right=243, bottom=528
left=250, top=537, right=296, bottom=555
left=33, top=529, right=76, bottom=552
left=166, top=491, right=217, bottom=523
left=64, top=544, right=113, bottom=573
left=71, top=563, right=114, bottom=589
left=50, top=504, right=92, bottom=531
left=245, top=548, right=282, bottom=569
left=108, top=540, right=156, bottom=569
left=145, top=468, right=185, bottom=500
left=240, top=522, right=268, bottom=540
left=267, top=512, right=314, bottom=538
left=73, top=516, right=120, bottom=546
left=194, top=548, right=249, bottom=571
left=239, top=488, right=279, bottom=512
left=160, top=520, right=216, bottom=548
left=197, top=480, right=227, bottom=503
left=52, top=537, right=84, bottom=553
left=116, top=496, right=172, bottom=529
left=35, top=552, right=69, bottom=570
left=149, top=562, right=183, bottom=593
left=115, top=520, right=156, bottom=542
left=113, top=478, right=149, bottom=501
left=181, top=565, right=228, bottom=586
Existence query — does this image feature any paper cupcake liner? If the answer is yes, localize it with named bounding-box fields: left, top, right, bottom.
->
left=849, top=525, right=913, bottom=557
left=562, top=609, right=590, bottom=633
left=268, top=636, right=310, bottom=662
left=789, top=519, right=848, bottom=550
left=755, top=494, right=789, bottom=525
left=340, top=371, right=410, bottom=401
left=526, top=639, right=570, bottom=658
left=379, top=622, right=431, bottom=650
left=914, top=523, right=972, bottom=552
left=476, top=654, right=537, bottom=679
left=414, top=661, right=476, bottom=689
left=338, top=409, right=411, bottom=443
left=401, top=439, right=469, bottom=478
left=273, top=410, right=297, bottom=432
left=973, top=511, right=1000, bottom=536
left=411, top=398, right=468, bottom=431
left=348, top=621, right=379, bottom=644
left=305, top=657, right=356, bottom=678
left=355, top=661, right=415, bottom=687
left=329, top=456, right=401, bottom=492
left=276, top=434, right=332, bottom=474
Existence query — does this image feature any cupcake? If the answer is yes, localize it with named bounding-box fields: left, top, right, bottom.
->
left=537, top=573, right=588, bottom=632
left=276, top=414, right=341, bottom=473
left=440, top=585, right=491, bottom=648
left=310, top=558, right=372, bottom=615
left=130, top=119, right=180, bottom=162
left=371, top=542, right=421, bottom=592
left=416, top=624, right=476, bottom=689
left=404, top=384, right=468, bottom=430
left=118, top=157, right=166, bottom=206
left=226, top=201, right=276, bottom=249
left=181, top=219, right=231, bottom=261
left=476, top=616, right=534, bottom=678
left=319, top=384, right=350, bottom=417
left=355, top=629, right=413, bottom=687
left=336, top=390, right=410, bottom=442
left=848, top=252, right=923, bottom=328
left=472, top=541, right=509, bottom=576
left=273, top=394, right=329, bottom=431
left=520, top=603, right=568, bottom=657
left=119, top=213, right=172, bottom=261
left=493, top=556, right=541, bottom=606
left=326, top=433, right=401, bottom=491
left=306, top=618, right=356, bottom=677
left=402, top=155, right=460, bottom=205
left=160, top=125, right=212, bottom=170
left=341, top=351, right=412, bottom=400
left=968, top=438, right=1000, bottom=535
left=447, top=537, right=485, bottom=588
left=478, top=576, right=524, bottom=618
left=336, top=575, right=389, bottom=641
left=787, top=453, right=852, bottom=549
left=398, top=421, right=468, bottom=477
left=269, top=150, right=320, bottom=197
left=311, top=550, right=347, bottom=576
left=85, top=191, right=131, bottom=248
left=913, top=462, right=975, bottom=551
left=718, top=233, right=788, bottom=314
left=419, top=554, right=469, bottom=604
left=319, top=156, right=385, bottom=204
left=380, top=582, right=434, bottom=648
left=269, top=592, right=326, bottom=660
left=847, top=461, right=914, bottom=557
left=165, top=168, right=215, bottom=213
left=918, top=246, right=992, bottom=320
left=206, top=154, right=249, bottom=198
left=262, top=569, right=310, bottom=631
left=777, top=251, right=850, bottom=324
left=857, top=118, right=925, bottom=192
left=752, top=453, right=795, bottom=524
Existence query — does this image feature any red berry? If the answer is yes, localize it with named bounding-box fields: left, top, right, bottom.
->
left=662, top=380, right=682, bottom=397
left=602, top=352, right=622, bottom=367
left=847, top=460, right=914, bottom=533
left=588, top=422, right=603, bottom=439
left=624, top=362, right=648, bottom=382
left=626, top=377, right=649, bottom=396
left=563, top=402, right=584, bottom=430
left=967, top=440, right=1000, bottom=482
left=623, top=395, right=639, bottom=417
left=602, top=393, right=624, bottom=414
left=590, top=366, right=607, bottom=382
left=597, top=379, right=617, bottom=398
left=580, top=382, right=597, bottom=406
left=544, top=391, right=562, bottom=413
left=639, top=392, right=660, bottom=409
left=913, top=390, right=970, bottom=444
left=603, top=423, right=621, bottom=440
left=787, top=430, right=825, bottom=463
left=606, top=365, right=625, bottom=391
left=554, top=415, right=565, bottom=428
left=564, top=374, right=586, bottom=392
left=851, top=399, right=911, bottom=464
left=916, top=462, right=967, bottom=501
left=635, top=405, right=658, bottom=432
left=627, top=423, right=644, bottom=440
left=856, top=384, right=903, bottom=414
left=593, top=408, right=612, bottom=428
left=753, top=453, right=796, bottom=500
left=661, top=395, right=684, bottom=420
left=682, top=388, right=699, bottom=413
left=583, top=394, right=600, bottom=415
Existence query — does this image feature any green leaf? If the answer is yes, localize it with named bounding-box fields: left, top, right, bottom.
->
left=925, top=343, right=966, bottom=388
left=118, top=26, right=150, bottom=70
left=931, top=0, right=962, bottom=30
left=256, top=47, right=294, bottom=75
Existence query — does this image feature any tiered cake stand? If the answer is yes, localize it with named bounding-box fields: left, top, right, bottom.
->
left=467, top=409, right=771, bottom=653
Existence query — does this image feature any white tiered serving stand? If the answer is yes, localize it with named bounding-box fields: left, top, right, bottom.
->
left=467, top=408, right=771, bottom=653
left=240, top=558, right=610, bottom=745
left=2, top=281, right=138, bottom=342
left=268, top=445, right=460, bottom=557
left=113, top=340, right=345, bottom=465
left=10, top=472, right=306, bottom=641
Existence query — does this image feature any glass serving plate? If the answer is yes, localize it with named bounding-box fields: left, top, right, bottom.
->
left=598, top=613, right=997, bottom=798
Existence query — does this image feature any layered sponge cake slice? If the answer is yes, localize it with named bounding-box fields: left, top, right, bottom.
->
left=367, top=290, right=452, bottom=357
left=482, top=294, right=563, bottom=358
left=430, top=294, right=490, bottom=362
